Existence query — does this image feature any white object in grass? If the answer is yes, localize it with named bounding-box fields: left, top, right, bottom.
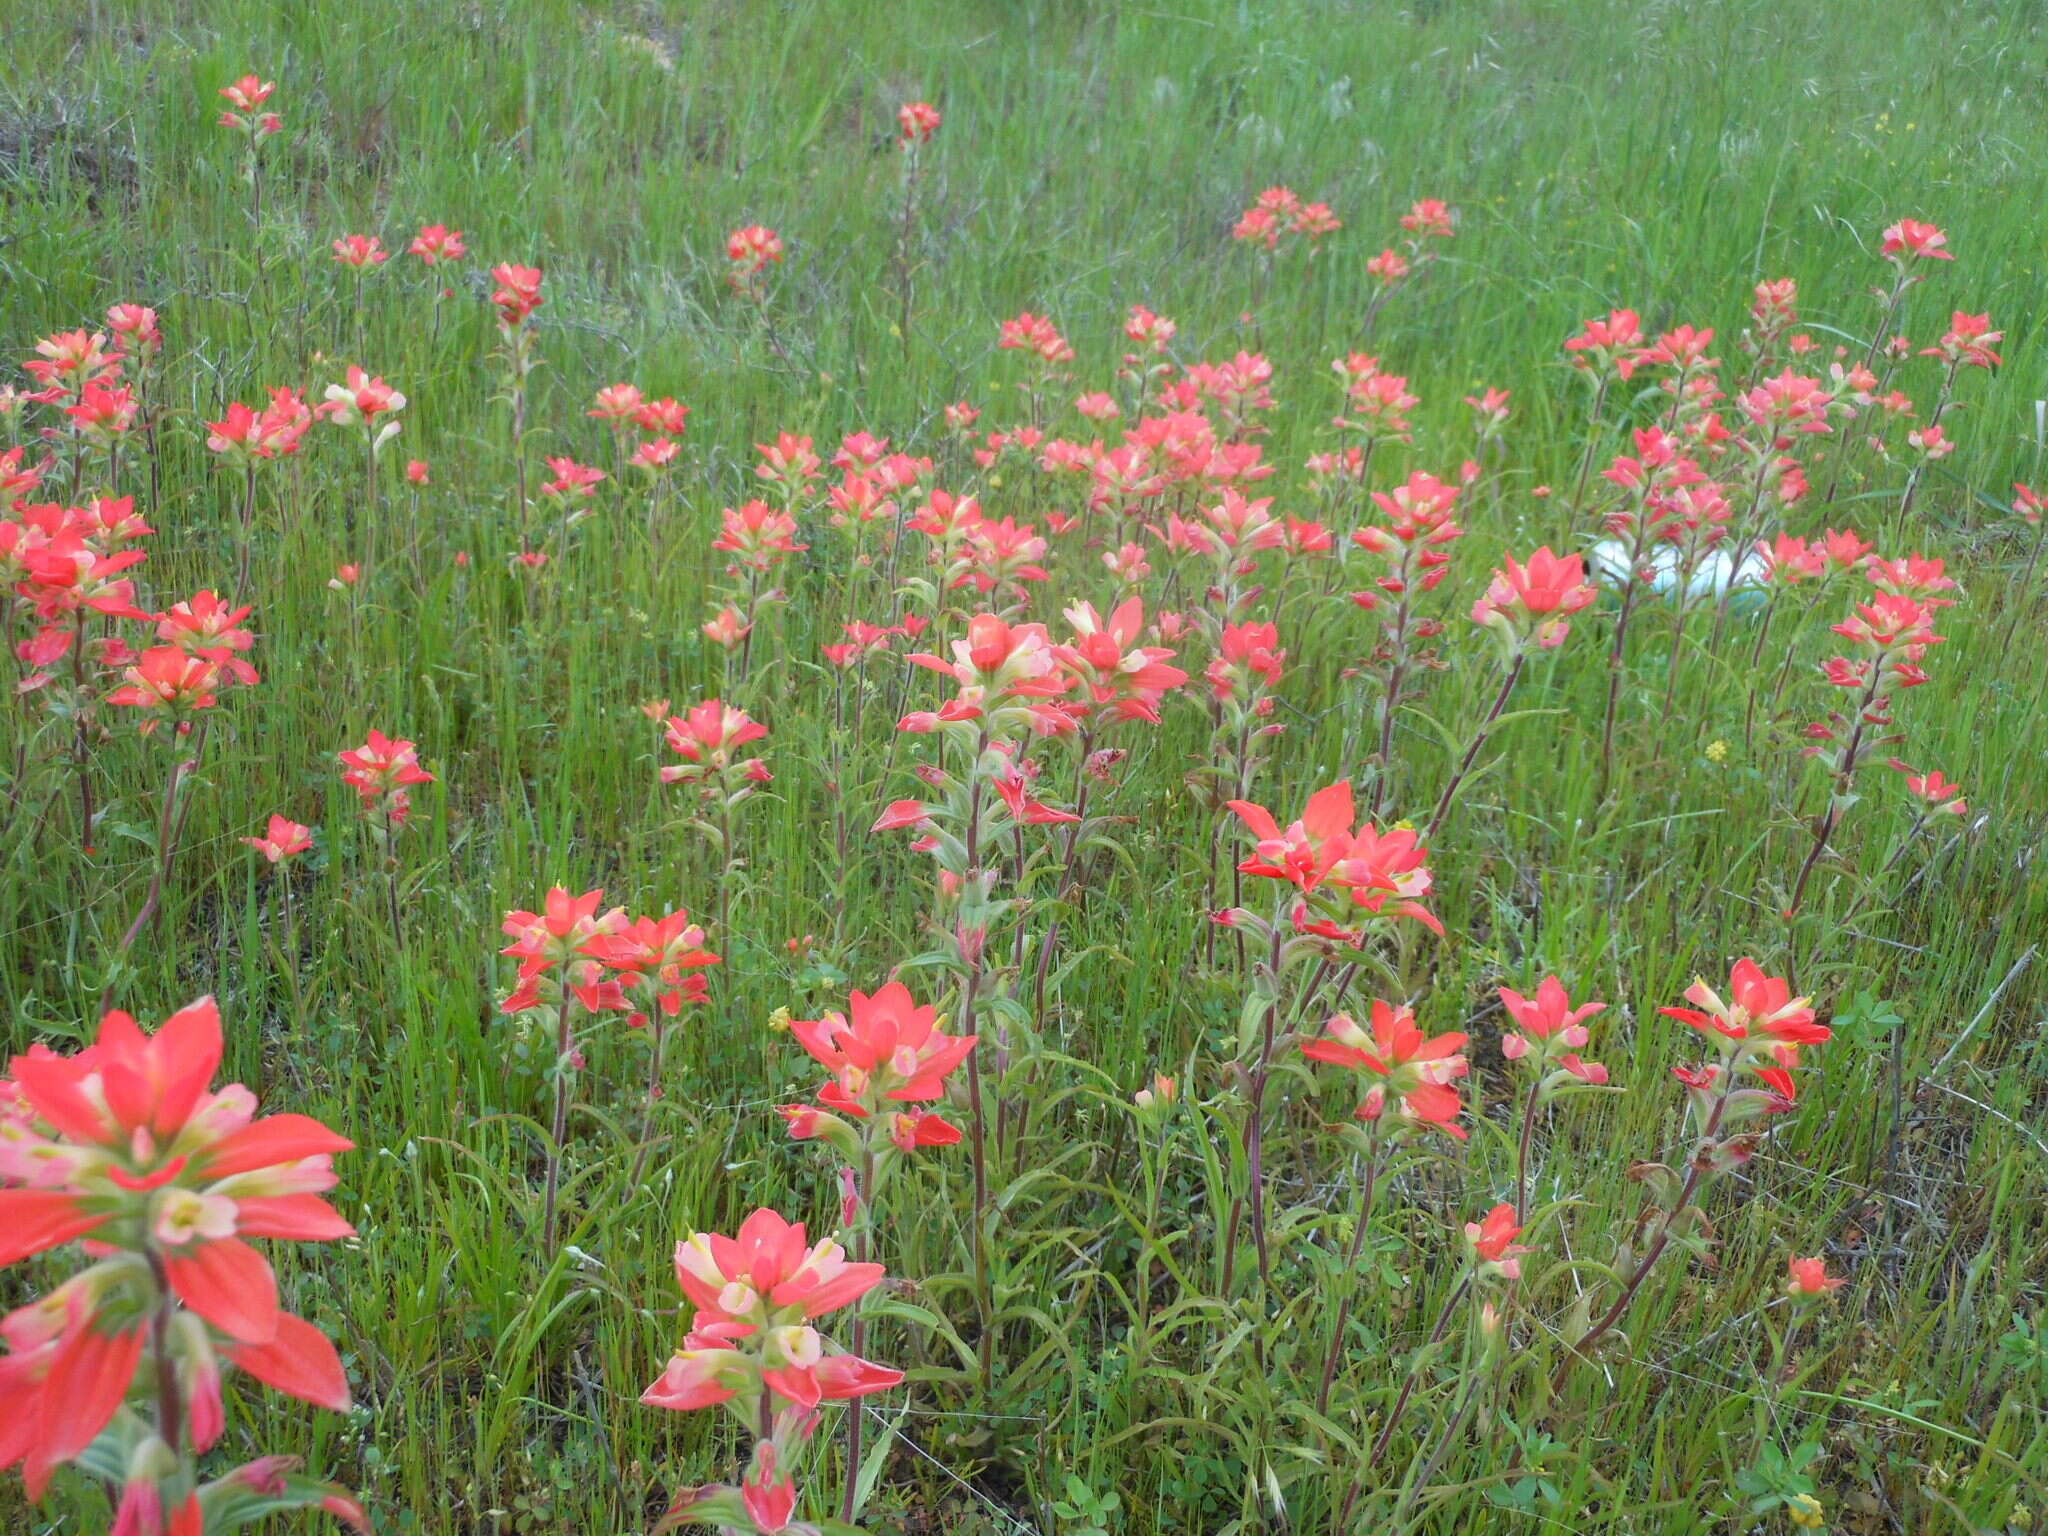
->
left=1589, top=539, right=1764, bottom=600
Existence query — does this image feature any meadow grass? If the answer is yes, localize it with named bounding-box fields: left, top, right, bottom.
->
left=2, top=0, right=2047, bottom=1532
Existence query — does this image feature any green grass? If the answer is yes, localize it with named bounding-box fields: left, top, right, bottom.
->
left=3, top=0, right=2047, bottom=1532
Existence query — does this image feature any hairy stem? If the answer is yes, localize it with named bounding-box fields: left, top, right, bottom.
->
left=1424, top=649, right=1525, bottom=841
left=1314, top=1135, right=1382, bottom=1415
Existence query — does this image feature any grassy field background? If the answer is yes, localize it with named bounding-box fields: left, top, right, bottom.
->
left=3, top=0, right=2048, bottom=1531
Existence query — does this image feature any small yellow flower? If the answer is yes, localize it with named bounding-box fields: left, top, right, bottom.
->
left=1787, top=1492, right=1825, bottom=1529
left=766, top=1005, right=793, bottom=1034
left=1705, top=739, right=1729, bottom=763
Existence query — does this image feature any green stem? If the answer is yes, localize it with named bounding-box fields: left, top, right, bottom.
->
left=1314, top=1132, right=1382, bottom=1415
left=540, top=995, right=579, bottom=1252
left=841, top=1141, right=877, bottom=1522
left=1551, top=1073, right=1736, bottom=1393
left=98, top=752, right=189, bottom=1011
left=1424, top=649, right=1524, bottom=841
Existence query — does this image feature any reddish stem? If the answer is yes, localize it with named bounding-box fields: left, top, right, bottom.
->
left=1551, top=1074, right=1736, bottom=1392
left=1424, top=649, right=1525, bottom=841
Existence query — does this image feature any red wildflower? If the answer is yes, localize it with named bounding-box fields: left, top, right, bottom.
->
left=1301, top=999, right=1469, bottom=1138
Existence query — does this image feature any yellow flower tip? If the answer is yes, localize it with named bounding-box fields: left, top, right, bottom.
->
left=766, top=1005, right=793, bottom=1034
left=1704, top=739, right=1729, bottom=763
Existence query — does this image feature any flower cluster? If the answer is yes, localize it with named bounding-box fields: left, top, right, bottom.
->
left=1498, top=976, right=1610, bottom=1088
left=778, top=981, right=977, bottom=1159
left=206, top=388, right=314, bottom=463
left=1464, top=1204, right=1531, bottom=1281
left=1205, top=620, right=1285, bottom=718
left=1660, top=958, right=1828, bottom=1111
left=1349, top=471, right=1463, bottom=607
left=897, top=100, right=941, bottom=146
left=1301, top=998, right=1469, bottom=1138
left=501, top=888, right=719, bottom=1028
left=1231, top=185, right=1341, bottom=251
left=997, top=310, right=1076, bottom=369
left=1469, top=547, right=1597, bottom=654
left=215, top=74, right=282, bottom=138
left=0, top=998, right=363, bottom=1532
left=337, top=728, right=435, bottom=832
left=642, top=1209, right=902, bottom=1532
left=585, top=910, right=722, bottom=1026
left=1364, top=198, right=1457, bottom=297
left=499, top=886, right=630, bottom=1020
left=317, top=366, right=406, bottom=450
left=1051, top=597, right=1190, bottom=726
left=660, top=699, right=773, bottom=799
left=901, top=614, right=1072, bottom=737
left=489, top=263, right=544, bottom=330
left=727, top=225, right=785, bottom=300
left=3, top=494, right=151, bottom=677
left=1222, top=780, right=1442, bottom=943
